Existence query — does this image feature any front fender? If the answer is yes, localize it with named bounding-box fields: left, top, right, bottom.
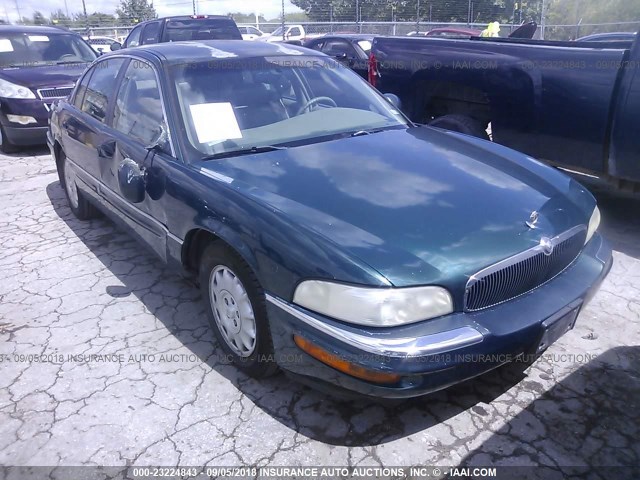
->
left=170, top=166, right=391, bottom=301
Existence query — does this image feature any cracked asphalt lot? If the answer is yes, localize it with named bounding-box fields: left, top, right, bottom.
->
left=0, top=149, right=639, bottom=474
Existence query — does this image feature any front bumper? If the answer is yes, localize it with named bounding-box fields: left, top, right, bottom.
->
left=0, top=97, right=50, bottom=146
left=265, top=233, right=612, bottom=398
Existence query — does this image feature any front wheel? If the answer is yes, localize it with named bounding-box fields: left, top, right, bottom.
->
left=199, top=242, right=278, bottom=378
left=428, top=114, right=490, bottom=141
left=0, top=124, right=19, bottom=154
left=58, top=151, right=101, bottom=220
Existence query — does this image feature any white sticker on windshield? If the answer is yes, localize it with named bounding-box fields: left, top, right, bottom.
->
left=0, top=39, right=13, bottom=52
left=28, top=35, right=50, bottom=42
left=189, top=102, right=242, bottom=144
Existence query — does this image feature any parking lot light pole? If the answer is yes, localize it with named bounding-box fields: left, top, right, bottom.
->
left=13, top=0, right=21, bottom=22
left=81, top=0, right=88, bottom=33
left=540, top=0, right=546, bottom=39
left=281, top=0, right=285, bottom=41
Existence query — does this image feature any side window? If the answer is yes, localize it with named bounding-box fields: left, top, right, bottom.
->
left=113, top=60, right=165, bottom=146
left=72, top=70, right=93, bottom=109
left=306, top=40, right=324, bottom=51
left=81, top=58, right=125, bottom=122
left=322, top=40, right=356, bottom=58
left=125, top=25, right=143, bottom=48
left=289, top=27, right=301, bottom=37
left=141, top=22, right=161, bottom=45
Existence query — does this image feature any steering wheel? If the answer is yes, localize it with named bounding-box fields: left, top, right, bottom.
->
left=59, top=54, right=77, bottom=61
left=296, top=96, right=338, bottom=115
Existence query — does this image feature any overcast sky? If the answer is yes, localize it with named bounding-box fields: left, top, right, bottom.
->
left=2, top=0, right=302, bottom=23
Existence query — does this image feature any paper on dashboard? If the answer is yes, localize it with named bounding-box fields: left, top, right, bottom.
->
left=189, top=102, right=242, bottom=144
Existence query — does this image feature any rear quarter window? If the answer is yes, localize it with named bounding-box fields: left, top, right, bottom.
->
left=162, top=19, right=242, bottom=42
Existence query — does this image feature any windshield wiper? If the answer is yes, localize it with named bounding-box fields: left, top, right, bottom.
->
left=348, top=127, right=393, bottom=137
left=55, top=60, right=86, bottom=65
left=201, top=145, right=287, bottom=161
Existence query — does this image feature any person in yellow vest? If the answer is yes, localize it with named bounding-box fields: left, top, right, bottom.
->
left=481, top=22, right=501, bottom=37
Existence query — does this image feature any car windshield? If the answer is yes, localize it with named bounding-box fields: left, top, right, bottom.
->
left=0, top=33, right=96, bottom=68
left=271, top=27, right=283, bottom=36
left=164, top=19, right=241, bottom=41
left=171, top=55, right=409, bottom=157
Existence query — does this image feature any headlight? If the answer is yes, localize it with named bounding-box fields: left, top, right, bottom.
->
left=293, top=280, right=454, bottom=327
left=585, top=206, right=601, bottom=245
left=0, top=78, right=36, bottom=99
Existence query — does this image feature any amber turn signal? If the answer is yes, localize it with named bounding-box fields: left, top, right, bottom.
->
left=293, top=335, right=401, bottom=385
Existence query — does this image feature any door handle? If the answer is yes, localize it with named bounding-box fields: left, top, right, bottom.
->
left=97, top=139, right=116, bottom=158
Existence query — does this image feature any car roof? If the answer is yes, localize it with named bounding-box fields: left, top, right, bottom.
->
left=427, top=27, right=481, bottom=35
left=316, top=33, right=374, bottom=40
left=0, top=24, right=74, bottom=35
left=578, top=32, right=636, bottom=41
left=117, top=40, right=321, bottom=64
left=137, top=15, right=232, bottom=25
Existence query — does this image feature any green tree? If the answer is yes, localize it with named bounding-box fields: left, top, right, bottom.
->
left=116, top=0, right=157, bottom=24
left=229, top=12, right=269, bottom=24
left=50, top=9, right=74, bottom=27
left=32, top=11, right=48, bottom=25
left=290, top=0, right=515, bottom=23
left=546, top=0, right=640, bottom=39
left=87, top=12, right=118, bottom=27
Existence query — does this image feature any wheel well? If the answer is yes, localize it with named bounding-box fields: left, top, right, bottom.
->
left=182, top=228, right=221, bottom=273
left=52, top=140, right=65, bottom=184
left=411, top=80, right=491, bottom=126
left=52, top=140, right=63, bottom=165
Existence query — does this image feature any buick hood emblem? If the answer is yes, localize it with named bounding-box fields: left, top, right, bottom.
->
left=526, top=210, right=539, bottom=229
left=540, top=236, right=554, bottom=256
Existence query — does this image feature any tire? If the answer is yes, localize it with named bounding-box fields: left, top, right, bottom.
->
left=58, top=151, right=101, bottom=220
left=199, top=242, right=278, bottom=378
left=0, top=124, right=19, bottom=154
left=428, top=114, right=490, bottom=141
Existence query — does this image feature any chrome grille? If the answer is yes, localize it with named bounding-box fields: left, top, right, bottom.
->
left=37, top=86, right=74, bottom=99
left=464, top=226, right=587, bottom=311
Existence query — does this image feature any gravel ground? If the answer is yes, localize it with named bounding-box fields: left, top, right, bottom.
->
left=0, top=148, right=638, bottom=477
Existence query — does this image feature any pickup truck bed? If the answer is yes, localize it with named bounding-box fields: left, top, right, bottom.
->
left=371, top=35, right=640, bottom=190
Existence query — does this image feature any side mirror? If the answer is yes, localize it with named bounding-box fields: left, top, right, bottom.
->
left=117, top=158, right=145, bottom=203
left=383, top=93, right=402, bottom=110
left=110, top=41, right=122, bottom=51
left=146, top=123, right=169, bottom=154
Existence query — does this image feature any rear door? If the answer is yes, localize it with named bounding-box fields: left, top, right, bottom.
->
left=59, top=57, right=126, bottom=182
left=140, top=21, right=162, bottom=45
left=609, top=43, right=640, bottom=182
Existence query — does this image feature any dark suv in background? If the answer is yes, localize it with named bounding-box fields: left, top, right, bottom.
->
left=111, top=15, right=242, bottom=50
left=0, top=25, right=96, bottom=153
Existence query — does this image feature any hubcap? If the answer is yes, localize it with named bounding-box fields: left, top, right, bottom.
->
left=64, top=162, right=79, bottom=209
left=209, top=265, right=257, bottom=357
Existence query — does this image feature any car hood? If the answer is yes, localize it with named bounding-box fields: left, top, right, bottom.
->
left=199, top=127, right=595, bottom=288
left=0, top=63, right=88, bottom=89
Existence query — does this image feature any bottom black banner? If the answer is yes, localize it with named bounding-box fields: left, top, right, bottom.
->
left=0, top=465, right=638, bottom=480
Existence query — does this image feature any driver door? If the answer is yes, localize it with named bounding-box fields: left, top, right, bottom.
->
left=321, top=39, right=358, bottom=67
left=99, top=59, right=174, bottom=261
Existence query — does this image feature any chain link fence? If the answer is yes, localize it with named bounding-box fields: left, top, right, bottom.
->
left=71, top=20, right=639, bottom=43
